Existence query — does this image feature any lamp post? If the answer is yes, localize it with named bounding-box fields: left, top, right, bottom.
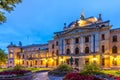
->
left=93, top=56, right=97, bottom=64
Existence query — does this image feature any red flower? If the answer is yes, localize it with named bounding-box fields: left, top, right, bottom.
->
left=63, top=72, right=102, bottom=80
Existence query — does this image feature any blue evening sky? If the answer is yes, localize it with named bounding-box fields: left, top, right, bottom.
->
left=0, top=0, right=120, bottom=52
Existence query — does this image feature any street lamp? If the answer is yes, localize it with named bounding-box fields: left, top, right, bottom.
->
left=93, top=56, right=97, bottom=64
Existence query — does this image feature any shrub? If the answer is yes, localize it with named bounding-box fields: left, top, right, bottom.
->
left=80, top=63, right=102, bottom=75
left=56, top=64, right=72, bottom=73
left=13, top=65, right=25, bottom=71
left=49, top=64, right=72, bottom=76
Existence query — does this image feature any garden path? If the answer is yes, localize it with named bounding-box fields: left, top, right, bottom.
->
left=33, top=72, right=63, bottom=80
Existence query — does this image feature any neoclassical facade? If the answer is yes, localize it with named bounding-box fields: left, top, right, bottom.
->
left=8, top=13, right=120, bottom=69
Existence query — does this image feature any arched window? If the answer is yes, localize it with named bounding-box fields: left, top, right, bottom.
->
left=85, top=47, right=89, bottom=54
left=75, top=47, right=79, bottom=54
left=112, top=46, right=117, bottom=53
left=66, top=49, right=70, bottom=55
left=101, top=25, right=105, bottom=27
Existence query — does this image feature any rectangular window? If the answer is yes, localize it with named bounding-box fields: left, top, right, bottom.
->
left=41, top=60, right=43, bottom=65
left=102, top=45, right=105, bottom=53
left=56, top=41, right=59, bottom=46
left=113, top=35, right=117, bottom=42
left=85, top=58, right=89, bottom=64
left=85, top=36, right=89, bottom=43
left=75, top=58, right=79, bottom=66
left=101, top=34, right=105, bottom=40
left=52, top=44, right=54, bottom=49
left=75, top=38, right=79, bottom=43
left=66, top=59, right=69, bottom=65
left=9, top=54, right=13, bottom=58
left=66, top=39, right=70, bottom=45
left=102, top=58, right=105, bottom=66
left=22, top=61, right=24, bottom=64
left=112, top=58, right=117, bottom=66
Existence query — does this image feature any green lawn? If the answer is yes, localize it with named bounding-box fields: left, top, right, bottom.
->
left=0, top=67, right=52, bottom=72
left=102, top=70, right=120, bottom=77
left=25, top=68, right=52, bottom=72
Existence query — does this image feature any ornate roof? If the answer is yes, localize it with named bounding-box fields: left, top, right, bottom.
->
left=65, top=13, right=102, bottom=30
left=77, top=16, right=98, bottom=27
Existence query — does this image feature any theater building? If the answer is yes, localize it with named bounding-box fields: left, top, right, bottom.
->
left=7, top=13, right=120, bottom=69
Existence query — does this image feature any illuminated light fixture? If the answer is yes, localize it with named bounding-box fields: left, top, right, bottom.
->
left=45, top=59, right=48, bottom=62
left=93, top=57, right=97, bottom=61
left=51, top=59, right=54, bottom=62
left=60, top=58, right=63, bottom=61
left=17, top=60, right=20, bottom=63
left=114, top=57, right=117, bottom=61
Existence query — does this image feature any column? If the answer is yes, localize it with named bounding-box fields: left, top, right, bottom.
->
left=91, top=35, right=95, bottom=53
left=70, top=38, right=74, bottom=54
left=80, top=36, right=84, bottom=53
left=59, top=38, right=64, bottom=55
left=95, top=33, right=99, bottom=52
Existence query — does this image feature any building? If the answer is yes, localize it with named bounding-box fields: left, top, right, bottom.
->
left=8, top=13, right=120, bottom=69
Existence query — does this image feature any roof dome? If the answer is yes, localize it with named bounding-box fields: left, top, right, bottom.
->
left=78, top=17, right=98, bottom=27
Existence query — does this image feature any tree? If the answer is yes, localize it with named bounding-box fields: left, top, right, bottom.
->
left=0, top=49, right=7, bottom=67
left=0, top=0, right=22, bottom=24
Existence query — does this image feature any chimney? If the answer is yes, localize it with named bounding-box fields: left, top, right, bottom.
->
left=98, top=14, right=102, bottom=22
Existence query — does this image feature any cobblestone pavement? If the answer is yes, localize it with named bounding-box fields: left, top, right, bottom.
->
left=33, top=72, right=63, bottom=80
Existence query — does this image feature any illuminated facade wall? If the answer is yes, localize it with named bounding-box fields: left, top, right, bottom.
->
left=7, top=14, right=120, bottom=69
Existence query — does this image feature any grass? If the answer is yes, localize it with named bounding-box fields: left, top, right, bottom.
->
left=0, top=68, right=13, bottom=72
left=0, top=67, right=52, bottom=72
left=25, top=68, right=52, bottom=72
left=102, top=70, right=120, bottom=77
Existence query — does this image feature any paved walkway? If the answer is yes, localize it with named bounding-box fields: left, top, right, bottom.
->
left=33, top=72, right=63, bottom=80
left=33, top=72, right=49, bottom=80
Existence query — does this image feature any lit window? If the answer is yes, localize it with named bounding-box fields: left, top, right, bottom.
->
left=10, top=50, right=13, bottom=52
left=85, top=58, right=89, bottom=64
left=112, top=46, right=117, bottom=53
left=36, top=54, right=38, bottom=58
left=10, top=54, right=13, bottom=58
left=112, top=58, right=117, bottom=66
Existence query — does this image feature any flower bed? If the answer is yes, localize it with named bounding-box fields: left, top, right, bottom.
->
left=63, top=73, right=102, bottom=80
left=0, top=70, right=32, bottom=80
left=63, top=72, right=120, bottom=80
